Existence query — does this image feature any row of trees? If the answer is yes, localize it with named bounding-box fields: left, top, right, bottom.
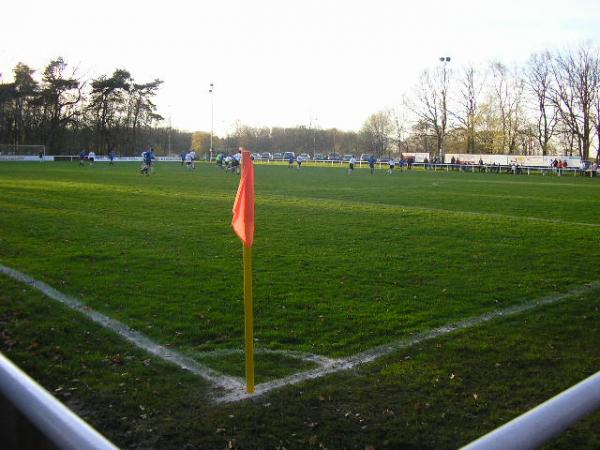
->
left=403, top=43, right=600, bottom=161
left=190, top=44, right=600, bottom=162
left=0, top=58, right=191, bottom=155
left=3, top=44, right=600, bottom=161
left=192, top=124, right=364, bottom=157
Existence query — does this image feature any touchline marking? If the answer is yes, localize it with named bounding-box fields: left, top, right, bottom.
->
left=0, top=264, right=244, bottom=393
left=217, top=281, right=600, bottom=403
left=2, top=263, right=598, bottom=404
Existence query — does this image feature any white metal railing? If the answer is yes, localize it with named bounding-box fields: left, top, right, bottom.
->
left=250, top=159, right=596, bottom=175
left=0, top=352, right=118, bottom=450
left=461, top=370, right=600, bottom=450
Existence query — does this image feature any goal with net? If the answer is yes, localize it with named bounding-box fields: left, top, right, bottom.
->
left=0, top=144, right=47, bottom=160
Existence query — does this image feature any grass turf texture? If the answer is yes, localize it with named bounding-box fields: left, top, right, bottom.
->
left=1, top=266, right=598, bottom=449
left=0, top=162, right=599, bottom=443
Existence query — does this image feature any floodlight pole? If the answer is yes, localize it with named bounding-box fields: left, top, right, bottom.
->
left=168, top=106, right=172, bottom=155
left=313, top=123, right=316, bottom=157
left=439, top=56, right=451, bottom=164
left=209, top=83, right=214, bottom=162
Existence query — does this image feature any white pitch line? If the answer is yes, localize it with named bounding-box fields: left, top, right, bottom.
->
left=0, top=264, right=244, bottom=393
left=217, top=281, right=600, bottom=403
left=193, top=348, right=335, bottom=367
left=2, top=263, right=598, bottom=404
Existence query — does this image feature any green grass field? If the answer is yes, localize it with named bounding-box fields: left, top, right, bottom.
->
left=1, top=161, right=599, bottom=449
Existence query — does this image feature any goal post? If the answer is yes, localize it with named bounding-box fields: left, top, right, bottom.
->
left=0, top=144, right=46, bottom=160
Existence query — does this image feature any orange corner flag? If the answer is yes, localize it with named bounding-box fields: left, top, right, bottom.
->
left=232, top=149, right=255, bottom=247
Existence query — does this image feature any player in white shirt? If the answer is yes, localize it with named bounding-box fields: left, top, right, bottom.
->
left=348, top=156, right=356, bottom=175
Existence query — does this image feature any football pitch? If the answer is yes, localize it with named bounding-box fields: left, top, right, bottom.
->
left=1, top=161, right=599, bottom=448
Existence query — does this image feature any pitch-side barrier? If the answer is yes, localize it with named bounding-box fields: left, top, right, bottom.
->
left=461, top=370, right=600, bottom=450
left=254, top=159, right=596, bottom=176
left=0, top=352, right=118, bottom=450
left=2, top=155, right=596, bottom=176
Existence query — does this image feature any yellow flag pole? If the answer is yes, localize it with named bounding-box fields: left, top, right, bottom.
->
left=243, top=243, right=255, bottom=393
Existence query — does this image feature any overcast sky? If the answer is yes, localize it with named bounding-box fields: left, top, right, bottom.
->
left=2, top=0, right=600, bottom=135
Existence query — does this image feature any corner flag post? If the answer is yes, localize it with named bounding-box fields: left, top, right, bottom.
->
left=231, top=148, right=256, bottom=393
left=243, top=243, right=254, bottom=392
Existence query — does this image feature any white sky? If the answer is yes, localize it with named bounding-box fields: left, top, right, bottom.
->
left=2, top=0, right=600, bottom=135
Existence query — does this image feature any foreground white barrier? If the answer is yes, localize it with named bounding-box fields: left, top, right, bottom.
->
left=462, top=370, right=600, bottom=450
left=0, top=352, right=118, bottom=450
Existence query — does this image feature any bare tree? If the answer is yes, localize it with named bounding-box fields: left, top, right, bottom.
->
left=489, top=62, right=524, bottom=154
left=409, top=64, right=451, bottom=161
left=549, top=44, right=599, bottom=160
left=524, top=52, right=559, bottom=155
left=591, top=53, right=600, bottom=162
left=360, top=110, right=394, bottom=158
left=392, top=106, right=409, bottom=154
left=452, top=65, right=486, bottom=153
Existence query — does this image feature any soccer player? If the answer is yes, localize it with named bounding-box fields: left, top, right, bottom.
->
left=348, top=155, right=356, bottom=175
left=368, top=155, right=376, bottom=175
left=233, top=149, right=242, bottom=174
left=88, top=150, right=96, bottom=165
left=189, top=150, right=197, bottom=169
left=79, top=149, right=86, bottom=166
left=184, top=151, right=193, bottom=169
left=388, top=158, right=395, bottom=174
left=140, top=149, right=153, bottom=175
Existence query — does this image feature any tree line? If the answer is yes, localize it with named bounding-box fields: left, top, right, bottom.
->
left=194, top=44, right=600, bottom=162
left=0, top=57, right=191, bottom=155
left=399, top=43, right=600, bottom=161
left=3, top=43, right=600, bottom=161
